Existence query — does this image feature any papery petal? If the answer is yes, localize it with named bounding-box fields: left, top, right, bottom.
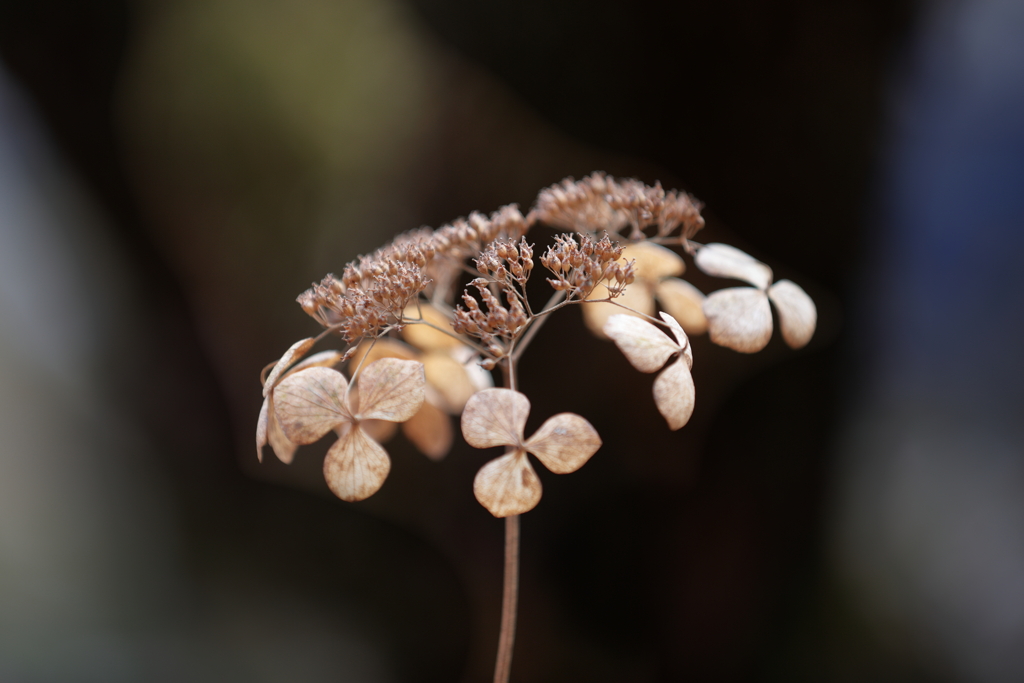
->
left=473, top=450, right=542, bottom=517
left=256, top=396, right=270, bottom=462
left=402, top=400, right=453, bottom=461
left=603, top=314, right=679, bottom=373
left=767, top=279, right=816, bottom=349
left=263, top=337, right=316, bottom=397
left=355, top=358, right=425, bottom=422
left=694, top=243, right=773, bottom=290
left=622, top=241, right=685, bottom=281
left=703, top=287, right=773, bottom=353
left=653, top=359, right=695, bottom=430
left=348, top=338, right=417, bottom=369
left=422, top=352, right=477, bottom=413
left=274, top=366, right=350, bottom=444
left=655, top=277, right=708, bottom=335
left=525, top=413, right=601, bottom=474
left=323, top=425, right=391, bottom=502
left=402, top=303, right=462, bottom=350
left=267, top=395, right=299, bottom=464
left=461, top=388, right=530, bottom=448
left=581, top=281, right=655, bottom=339
left=659, top=311, right=693, bottom=369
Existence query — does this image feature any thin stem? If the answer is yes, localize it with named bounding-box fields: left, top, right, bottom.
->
left=493, top=514, right=520, bottom=683
left=492, top=360, right=521, bottom=683
left=510, top=290, right=566, bottom=362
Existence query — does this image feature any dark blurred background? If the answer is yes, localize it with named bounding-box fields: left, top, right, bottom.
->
left=2, top=0, right=1023, bottom=681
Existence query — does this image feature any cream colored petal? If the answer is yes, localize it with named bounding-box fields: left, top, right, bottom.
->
left=256, top=396, right=269, bottom=462
left=622, top=241, right=685, bottom=281
left=767, top=279, right=817, bottom=349
left=659, top=311, right=693, bottom=369
left=422, top=352, right=477, bottom=413
left=655, top=277, right=708, bottom=336
left=473, top=450, right=542, bottom=517
left=402, top=400, right=453, bottom=461
left=402, top=303, right=462, bottom=351
left=291, top=349, right=345, bottom=372
left=703, top=287, right=773, bottom=353
left=694, top=243, right=773, bottom=290
left=263, top=337, right=316, bottom=397
left=653, top=359, right=695, bottom=430
left=323, top=425, right=391, bottom=502
left=355, top=358, right=426, bottom=422
left=273, top=367, right=350, bottom=444
left=603, top=314, right=679, bottom=373
left=582, top=281, right=656, bottom=339
left=267, top=397, right=299, bottom=464
left=348, top=338, right=417, bottom=369
left=461, top=388, right=530, bottom=449
left=525, top=413, right=601, bottom=474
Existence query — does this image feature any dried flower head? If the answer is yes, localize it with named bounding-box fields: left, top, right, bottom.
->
left=604, top=312, right=695, bottom=430
left=694, top=243, right=817, bottom=352
left=461, top=388, right=602, bottom=517
left=539, top=232, right=632, bottom=300
left=272, top=358, right=426, bottom=501
left=533, top=172, right=705, bottom=244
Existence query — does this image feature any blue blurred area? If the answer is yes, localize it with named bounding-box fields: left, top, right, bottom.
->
left=836, top=1, right=1024, bottom=680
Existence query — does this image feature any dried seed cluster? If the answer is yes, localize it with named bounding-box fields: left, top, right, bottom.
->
left=452, top=278, right=529, bottom=363
left=295, top=205, right=529, bottom=346
left=540, top=233, right=635, bottom=300
left=532, top=171, right=705, bottom=243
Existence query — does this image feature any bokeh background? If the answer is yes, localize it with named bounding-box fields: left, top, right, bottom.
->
left=1, top=0, right=1023, bottom=681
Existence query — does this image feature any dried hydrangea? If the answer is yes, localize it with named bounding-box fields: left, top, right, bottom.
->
left=461, top=388, right=602, bottom=517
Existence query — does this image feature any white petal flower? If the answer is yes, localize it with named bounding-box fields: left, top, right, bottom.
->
left=461, top=388, right=601, bottom=517
left=603, top=312, right=695, bottom=430
left=695, top=243, right=816, bottom=352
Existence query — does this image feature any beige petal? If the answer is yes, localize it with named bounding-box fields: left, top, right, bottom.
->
left=422, top=352, right=477, bottom=413
left=603, top=314, right=679, bottom=373
left=355, top=358, right=425, bottom=422
left=461, top=388, right=530, bottom=449
left=659, top=311, right=693, bottom=369
left=256, top=396, right=270, bottom=462
left=274, top=366, right=350, bottom=444
left=653, top=359, right=695, bottom=430
left=694, top=243, right=773, bottom=290
left=622, top=241, right=685, bottom=281
left=473, top=450, right=542, bottom=517
left=323, top=425, right=391, bottom=502
left=525, top=413, right=601, bottom=474
left=767, top=279, right=817, bottom=349
left=402, top=303, right=462, bottom=350
left=703, top=287, right=773, bottom=353
left=655, top=277, right=708, bottom=335
left=266, top=396, right=298, bottom=464
left=263, top=337, right=316, bottom=397
left=402, top=400, right=453, bottom=461
left=348, top=338, right=417, bottom=369
left=582, top=280, right=656, bottom=339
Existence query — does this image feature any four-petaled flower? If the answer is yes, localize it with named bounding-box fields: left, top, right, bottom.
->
left=272, top=358, right=425, bottom=501
left=604, top=312, right=695, bottom=430
left=695, top=243, right=817, bottom=353
left=461, top=388, right=602, bottom=517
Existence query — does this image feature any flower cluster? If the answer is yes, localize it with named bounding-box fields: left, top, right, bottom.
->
left=532, top=171, right=705, bottom=244
left=259, top=172, right=816, bottom=515
left=540, top=233, right=635, bottom=300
